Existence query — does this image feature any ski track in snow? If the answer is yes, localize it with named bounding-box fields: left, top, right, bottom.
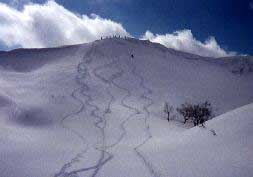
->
left=59, top=46, right=123, bottom=177
left=54, top=58, right=90, bottom=177
left=54, top=44, right=111, bottom=177
left=92, top=57, right=142, bottom=150
left=72, top=46, right=113, bottom=177
left=109, top=58, right=144, bottom=150
left=94, top=53, right=161, bottom=176
left=93, top=58, right=125, bottom=148
left=127, top=57, right=161, bottom=177
left=56, top=44, right=162, bottom=177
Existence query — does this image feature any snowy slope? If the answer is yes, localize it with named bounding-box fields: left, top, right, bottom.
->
left=0, top=38, right=252, bottom=177
left=144, top=103, right=253, bottom=177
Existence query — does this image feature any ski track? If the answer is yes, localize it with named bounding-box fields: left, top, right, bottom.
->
left=55, top=44, right=160, bottom=177
left=93, top=57, right=142, bottom=151
left=67, top=46, right=118, bottom=177
left=54, top=44, right=110, bottom=177
left=128, top=57, right=161, bottom=177
left=85, top=55, right=115, bottom=177
left=97, top=54, right=160, bottom=176
left=88, top=56, right=137, bottom=175
left=54, top=59, right=91, bottom=177
left=109, top=61, right=144, bottom=151
left=71, top=46, right=113, bottom=177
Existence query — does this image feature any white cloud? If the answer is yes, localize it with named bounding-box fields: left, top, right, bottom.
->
left=0, top=1, right=237, bottom=57
left=141, top=30, right=236, bottom=57
left=0, top=1, right=130, bottom=48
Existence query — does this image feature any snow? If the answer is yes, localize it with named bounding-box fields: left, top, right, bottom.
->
left=0, top=38, right=252, bottom=177
left=145, top=103, right=253, bottom=177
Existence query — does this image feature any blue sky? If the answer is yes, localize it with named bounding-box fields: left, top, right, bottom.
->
left=0, top=0, right=252, bottom=57
left=56, top=0, right=253, bottom=55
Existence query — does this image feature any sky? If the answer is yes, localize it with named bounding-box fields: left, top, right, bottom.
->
left=0, top=0, right=252, bottom=57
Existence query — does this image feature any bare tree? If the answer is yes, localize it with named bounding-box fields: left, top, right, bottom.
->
left=163, top=102, right=173, bottom=121
left=177, top=101, right=212, bottom=126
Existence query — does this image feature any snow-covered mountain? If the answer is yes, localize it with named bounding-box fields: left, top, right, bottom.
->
left=0, top=38, right=252, bottom=177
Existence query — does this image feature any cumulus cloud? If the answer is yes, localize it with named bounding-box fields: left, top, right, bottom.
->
left=0, top=1, right=237, bottom=57
left=0, top=1, right=130, bottom=48
left=141, top=30, right=236, bottom=57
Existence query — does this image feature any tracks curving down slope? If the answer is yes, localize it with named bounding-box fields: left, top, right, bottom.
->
left=128, top=57, right=162, bottom=177
left=54, top=50, right=92, bottom=177
left=55, top=44, right=160, bottom=177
